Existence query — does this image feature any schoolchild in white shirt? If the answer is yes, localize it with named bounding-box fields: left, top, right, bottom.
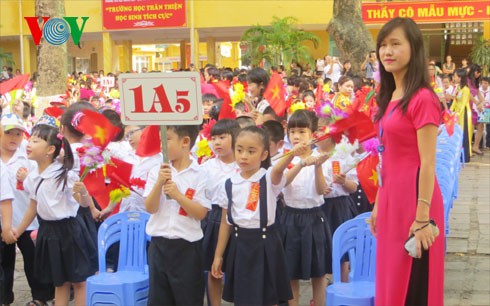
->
left=60, top=103, right=99, bottom=270
left=211, top=126, right=296, bottom=305
left=144, top=125, right=210, bottom=306
left=0, top=154, right=15, bottom=305
left=0, top=113, right=54, bottom=305
left=15, top=123, right=96, bottom=306
left=200, top=119, right=240, bottom=306
left=279, top=110, right=331, bottom=306
left=118, top=125, right=162, bottom=213
left=317, top=133, right=359, bottom=283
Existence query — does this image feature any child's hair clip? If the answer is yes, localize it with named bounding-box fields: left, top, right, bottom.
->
left=71, top=111, right=84, bottom=128
left=57, top=133, right=63, bottom=140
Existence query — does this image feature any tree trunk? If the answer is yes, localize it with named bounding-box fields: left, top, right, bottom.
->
left=35, top=0, right=67, bottom=116
left=327, top=0, right=375, bottom=75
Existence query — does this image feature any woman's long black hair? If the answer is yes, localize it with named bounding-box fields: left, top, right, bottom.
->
left=31, top=124, right=74, bottom=190
left=375, top=18, right=432, bottom=121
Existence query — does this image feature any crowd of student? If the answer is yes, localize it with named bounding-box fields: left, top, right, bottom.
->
left=0, top=21, right=488, bottom=306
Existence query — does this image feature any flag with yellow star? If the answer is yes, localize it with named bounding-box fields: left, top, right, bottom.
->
left=356, top=153, right=380, bottom=204
left=263, top=72, right=287, bottom=116
left=74, top=109, right=121, bottom=148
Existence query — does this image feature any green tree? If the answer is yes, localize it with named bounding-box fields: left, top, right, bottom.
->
left=241, top=16, right=320, bottom=70
left=327, top=0, right=375, bottom=75
left=470, top=37, right=490, bottom=77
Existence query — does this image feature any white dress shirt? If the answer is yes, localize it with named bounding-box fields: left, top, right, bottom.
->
left=282, top=151, right=325, bottom=209
left=201, top=158, right=240, bottom=206
left=26, top=161, right=80, bottom=220
left=1, top=166, right=14, bottom=201
left=144, top=159, right=210, bottom=242
left=0, top=147, right=39, bottom=229
left=217, top=168, right=286, bottom=229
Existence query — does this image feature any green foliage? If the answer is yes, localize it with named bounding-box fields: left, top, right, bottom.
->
left=240, top=16, right=320, bottom=70
left=0, top=47, right=14, bottom=67
left=470, top=36, right=490, bottom=76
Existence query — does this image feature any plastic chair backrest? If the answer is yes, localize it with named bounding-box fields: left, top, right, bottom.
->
left=355, top=212, right=372, bottom=219
left=332, top=217, right=376, bottom=283
left=98, top=211, right=151, bottom=272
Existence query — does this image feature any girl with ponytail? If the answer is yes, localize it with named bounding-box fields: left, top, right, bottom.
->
left=15, top=122, right=97, bottom=306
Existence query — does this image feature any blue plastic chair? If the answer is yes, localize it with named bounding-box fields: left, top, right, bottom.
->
left=87, top=211, right=151, bottom=306
left=355, top=212, right=372, bottom=220
left=326, top=217, right=376, bottom=306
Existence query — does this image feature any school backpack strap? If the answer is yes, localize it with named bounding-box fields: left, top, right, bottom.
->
left=258, top=174, right=267, bottom=229
left=225, top=178, right=234, bottom=225
left=35, top=178, right=45, bottom=197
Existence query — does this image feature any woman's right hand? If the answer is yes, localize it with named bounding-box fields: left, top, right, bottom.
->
left=211, top=257, right=224, bottom=279
left=370, top=203, right=378, bottom=237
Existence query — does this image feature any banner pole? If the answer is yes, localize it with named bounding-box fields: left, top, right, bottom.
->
left=160, top=125, right=169, bottom=164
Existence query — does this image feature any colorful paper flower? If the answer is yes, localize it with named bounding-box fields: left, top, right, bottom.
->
left=78, top=137, right=105, bottom=181
left=196, top=138, right=212, bottom=158
left=315, top=99, right=348, bottom=121
left=109, top=185, right=131, bottom=203
left=231, top=83, right=245, bottom=110
left=201, top=119, right=216, bottom=140
left=289, top=101, right=306, bottom=114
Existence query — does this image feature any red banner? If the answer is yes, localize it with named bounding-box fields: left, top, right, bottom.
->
left=102, top=0, right=186, bottom=30
left=362, top=1, right=490, bottom=24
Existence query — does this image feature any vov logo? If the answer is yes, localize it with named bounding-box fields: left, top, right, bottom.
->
left=24, top=17, right=89, bottom=46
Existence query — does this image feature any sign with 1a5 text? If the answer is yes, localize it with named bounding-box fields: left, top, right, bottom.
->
left=119, top=72, right=202, bottom=125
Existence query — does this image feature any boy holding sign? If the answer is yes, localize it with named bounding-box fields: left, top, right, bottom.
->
left=144, top=125, right=210, bottom=305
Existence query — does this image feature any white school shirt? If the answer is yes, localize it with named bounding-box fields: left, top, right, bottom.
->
left=0, top=166, right=14, bottom=202
left=25, top=161, right=80, bottom=220
left=201, top=158, right=240, bottom=206
left=480, top=87, right=490, bottom=104
left=120, top=153, right=162, bottom=212
left=444, top=85, right=455, bottom=96
left=70, top=142, right=83, bottom=173
left=0, top=147, right=39, bottom=230
left=282, top=151, right=325, bottom=209
left=321, top=150, right=359, bottom=199
left=144, top=159, right=210, bottom=242
left=217, top=168, right=286, bottom=229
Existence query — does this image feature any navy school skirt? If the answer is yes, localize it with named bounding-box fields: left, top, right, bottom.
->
left=322, top=196, right=357, bottom=235
left=223, top=224, right=292, bottom=305
left=279, top=206, right=333, bottom=279
left=202, top=205, right=228, bottom=271
left=35, top=217, right=97, bottom=286
left=76, top=206, right=99, bottom=272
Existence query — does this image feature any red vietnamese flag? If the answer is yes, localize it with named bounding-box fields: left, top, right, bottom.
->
left=74, top=109, right=121, bottom=148
left=315, top=83, right=324, bottom=105
left=332, top=111, right=376, bottom=143
left=0, top=74, right=30, bottom=95
left=44, top=107, right=64, bottom=120
left=356, top=154, right=379, bottom=204
left=213, top=81, right=236, bottom=120
left=106, top=157, right=134, bottom=188
left=136, top=125, right=161, bottom=157
left=263, top=72, right=287, bottom=116
left=442, top=111, right=457, bottom=136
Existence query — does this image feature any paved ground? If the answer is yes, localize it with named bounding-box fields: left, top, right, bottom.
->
left=9, top=150, right=490, bottom=306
